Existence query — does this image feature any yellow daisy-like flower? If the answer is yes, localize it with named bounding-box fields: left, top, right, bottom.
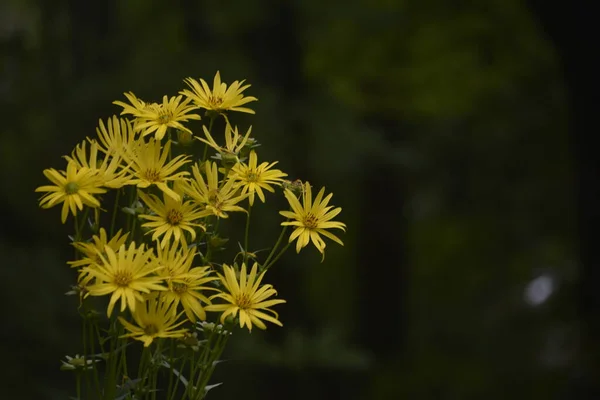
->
left=125, top=139, right=190, bottom=201
left=231, top=150, right=287, bottom=206
left=112, top=92, right=148, bottom=115
left=197, top=123, right=252, bottom=162
left=66, top=140, right=131, bottom=189
left=85, top=242, right=166, bottom=316
left=69, top=228, right=129, bottom=269
left=115, top=94, right=201, bottom=141
left=118, top=296, right=187, bottom=347
left=279, top=182, right=346, bottom=260
left=155, top=244, right=215, bottom=322
left=184, top=161, right=247, bottom=218
left=137, top=184, right=208, bottom=249
left=181, top=71, right=258, bottom=114
left=95, top=115, right=137, bottom=158
left=36, top=160, right=106, bottom=223
left=206, top=263, right=285, bottom=331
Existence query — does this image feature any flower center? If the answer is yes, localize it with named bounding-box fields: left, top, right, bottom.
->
left=65, top=182, right=80, bottom=194
left=157, top=108, right=172, bottom=124
left=303, top=213, right=319, bottom=229
left=209, top=96, right=224, bottom=108
left=207, top=189, right=219, bottom=203
left=236, top=293, right=252, bottom=309
left=144, top=324, right=159, bottom=336
left=143, top=168, right=161, bottom=182
left=114, top=271, right=133, bottom=287
left=172, top=281, right=188, bottom=294
left=167, top=209, right=184, bottom=225
left=246, top=172, right=258, bottom=182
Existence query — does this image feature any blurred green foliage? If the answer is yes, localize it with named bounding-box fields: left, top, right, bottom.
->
left=0, top=0, right=574, bottom=399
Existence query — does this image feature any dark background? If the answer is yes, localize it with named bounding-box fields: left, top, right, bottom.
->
left=1, top=1, right=597, bottom=399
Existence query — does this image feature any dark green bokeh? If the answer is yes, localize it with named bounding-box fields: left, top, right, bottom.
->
left=1, top=1, right=580, bottom=399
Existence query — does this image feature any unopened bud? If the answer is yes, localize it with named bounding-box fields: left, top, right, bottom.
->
left=209, top=235, right=229, bottom=249
left=220, top=151, right=239, bottom=169
left=282, top=179, right=304, bottom=195
left=177, top=130, right=194, bottom=146
left=239, top=137, right=260, bottom=159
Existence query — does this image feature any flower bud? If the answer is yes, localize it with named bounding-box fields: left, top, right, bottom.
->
left=282, top=179, right=304, bottom=195
left=220, top=151, right=239, bottom=169
left=60, top=355, right=97, bottom=371
left=177, top=130, right=194, bottom=146
left=239, top=137, right=260, bottom=159
left=209, top=235, right=229, bottom=249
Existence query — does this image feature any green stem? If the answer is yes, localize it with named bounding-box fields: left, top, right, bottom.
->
left=94, top=324, right=106, bottom=355
left=201, top=116, right=216, bottom=162
left=262, top=225, right=288, bottom=270
left=166, top=341, right=176, bottom=400
left=150, top=340, right=162, bottom=400
left=110, top=189, right=121, bottom=237
left=263, top=242, right=291, bottom=272
left=194, top=329, right=230, bottom=400
left=76, top=372, right=82, bottom=400
left=74, top=214, right=80, bottom=242
left=118, top=334, right=129, bottom=384
left=243, top=206, right=252, bottom=265
left=89, top=319, right=102, bottom=399
left=168, top=352, right=187, bottom=400
left=82, top=315, right=92, bottom=398
left=138, top=345, right=151, bottom=385
left=103, top=316, right=119, bottom=400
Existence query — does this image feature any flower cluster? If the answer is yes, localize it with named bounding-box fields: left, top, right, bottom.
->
left=36, top=71, right=346, bottom=399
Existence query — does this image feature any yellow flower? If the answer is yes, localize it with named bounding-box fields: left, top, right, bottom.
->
left=115, top=94, right=201, bottom=141
left=197, top=123, right=252, bottom=163
left=85, top=242, right=166, bottom=316
left=184, top=161, right=247, bottom=218
left=66, top=140, right=131, bottom=189
left=279, top=182, right=346, bottom=259
left=118, top=296, right=187, bottom=347
left=231, top=150, right=287, bottom=206
left=138, top=184, right=208, bottom=249
left=181, top=71, right=258, bottom=114
left=125, top=139, right=190, bottom=201
left=112, top=92, right=148, bottom=115
left=69, top=228, right=129, bottom=269
left=155, top=244, right=215, bottom=322
left=95, top=116, right=137, bottom=158
left=206, top=263, right=285, bottom=331
left=36, top=160, right=106, bottom=223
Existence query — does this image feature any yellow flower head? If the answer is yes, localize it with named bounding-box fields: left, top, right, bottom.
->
left=119, top=296, right=187, bottom=347
left=115, top=94, right=201, bottom=141
left=155, top=243, right=215, bottom=322
left=66, top=140, right=131, bottom=189
left=231, top=150, right=287, bottom=206
left=181, top=71, right=258, bottom=114
left=95, top=116, right=137, bottom=158
left=69, top=228, right=129, bottom=269
left=279, top=182, right=346, bottom=260
left=197, top=123, right=252, bottom=164
left=36, top=160, right=106, bottom=223
left=138, top=184, right=208, bottom=249
left=85, top=242, right=166, bottom=316
left=125, top=139, right=190, bottom=201
left=184, top=161, right=247, bottom=218
left=206, top=263, right=285, bottom=331
left=112, top=92, right=148, bottom=115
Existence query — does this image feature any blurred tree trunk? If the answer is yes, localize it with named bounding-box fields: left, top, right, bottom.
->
left=528, top=1, right=600, bottom=397
left=357, top=119, right=407, bottom=360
